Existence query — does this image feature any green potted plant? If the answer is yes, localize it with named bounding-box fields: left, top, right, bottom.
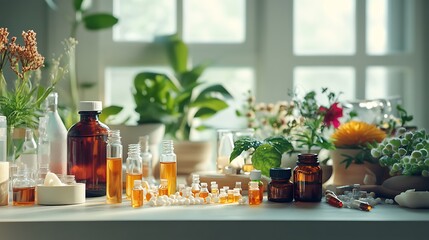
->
left=133, top=34, right=233, bottom=174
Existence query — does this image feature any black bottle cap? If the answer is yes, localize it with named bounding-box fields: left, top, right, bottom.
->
left=269, top=167, right=291, bottom=180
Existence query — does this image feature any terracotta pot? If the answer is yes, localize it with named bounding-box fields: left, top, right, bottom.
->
left=325, top=148, right=388, bottom=186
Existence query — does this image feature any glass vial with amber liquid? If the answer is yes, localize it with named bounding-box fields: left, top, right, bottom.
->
left=160, top=140, right=177, bottom=195
left=131, top=179, right=144, bottom=208
left=293, top=153, right=322, bottom=202
left=249, top=170, right=264, bottom=202
left=158, top=179, right=169, bottom=196
left=12, top=165, right=36, bottom=206
left=126, top=144, right=142, bottom=200
left=268, top=167, right=293, bottom=202
left=248, top=181, right=261, bottom=205
left=67, top=101, right=109, bottom=197
left=106, top=130, right=122, bottom=204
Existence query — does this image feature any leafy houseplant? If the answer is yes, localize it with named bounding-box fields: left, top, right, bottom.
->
left=133, top=35, right=233, bottom=141
left=371, top=127, right=429, bottom=177
left=229, top=136, right=294, bottom=176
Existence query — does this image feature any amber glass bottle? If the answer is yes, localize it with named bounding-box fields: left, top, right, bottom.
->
left=293, top=154, right=322, bottom=202
left=67, top=101, right=109, bottom=197
left=268, top=167, right=293, bottom=202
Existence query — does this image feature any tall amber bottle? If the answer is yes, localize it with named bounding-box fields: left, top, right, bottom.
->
left=160, top=140, right=177, bottom=195
left=293, top=153, right=322, bottom=202
left=67, top=101, right=109, bottom=197
left=106, top=130, right=123, bottom=204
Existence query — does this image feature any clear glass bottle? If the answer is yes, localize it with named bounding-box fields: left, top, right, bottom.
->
left=268, top=167, right=294, bottom=202
left=211, top=183, right=219, bottom=198
left=191, top=174, right=200, bottom=197
left=248, top=181, right=261, bottom=205
left=235, top=181, right=242, bottom=195
left=293, top=153, right=322, bottom=202
left=106, top=130, right=123, bottom=204
left=67, top=101, right=109, bottom=197
left=37, top=116, right=50, bottom=184
left=131, top=179, right=144, bottom=208
left=20, top=128, right=37, bottom=180
left=199, top=182, right=209, bottom=201
left=217, top=130, right=234, bottom=173
left=233, top=188, right=242, bottom=202
left=160, top=140, right=177, bottom=195
left=219, top=188, right=228, bottom=204
left=45, top=92, right=67, bottom=175
left=12, top=165, right=36, bottom=206
left=178, top=183, right=186, bottom=196
left=139, top=135, right=155, bottom=185
left=249, top=170, right=264, bottom=202
left=126, top=144, right=142, bottom=200
left=158, top=179, right=169, bottom=196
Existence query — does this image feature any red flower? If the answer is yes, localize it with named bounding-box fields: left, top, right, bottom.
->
left=319, top=102, right=343, bottom=128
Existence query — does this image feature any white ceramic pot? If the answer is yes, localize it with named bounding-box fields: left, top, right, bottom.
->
left=325, top=148, right=388, bottom=186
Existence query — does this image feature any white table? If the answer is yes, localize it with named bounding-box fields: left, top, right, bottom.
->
left=1, top=197, right=428, bottom=240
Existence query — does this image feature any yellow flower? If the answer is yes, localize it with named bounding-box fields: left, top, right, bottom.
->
left=331, top=121, right=386, bottom=148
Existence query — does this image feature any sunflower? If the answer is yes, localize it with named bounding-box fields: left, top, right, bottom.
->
left=331, top=121, right=386, bottom=148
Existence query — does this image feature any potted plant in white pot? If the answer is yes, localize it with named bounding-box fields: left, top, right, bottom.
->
left=133, top=34, right=233, bottom=175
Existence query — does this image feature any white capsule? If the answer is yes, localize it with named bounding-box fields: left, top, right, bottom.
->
left=149, top=200, right=156, bottom=207
left=156, top=199, right=165, bottom=206
left=190, top=198, right=196, bottom=205
left=175, top=192, right=181, bottom=197
left=376, top=197, right=382, bottom=203
left=169, top=195, right=176, bottom=199
left=212, top=196, right=219, bottom=203
left=369, top=192, right=376, bottom=198
left=184, top=198, right=191, bottom=205
left=205, top=197, right=211, bottom=204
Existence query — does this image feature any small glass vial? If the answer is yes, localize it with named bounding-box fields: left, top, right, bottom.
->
left=139, top=135, right=155, bottom=186
left=293, top=154, right=322, bottom=202
left=126, top=144, right=142, bottom=200
left=160, top=140, right=177, bottom=195
left=178, top=183, right=186, bottom=196
left=248, top=181, right=261, bottom=205
left=37, top=116, right=50, bottom=185
left=191, top=174, right=201, bottom=197
left=233, top=188, right=242, bottom=202
left=131, top=180, right=144, bottom=208
left=242, top=154, right=254, bottom=174
left=235, top=182, right=242, bottom=195
left=249, top=170, right=264, bottom=202
left=158, top=179, right=169, bottom=196
left=268, top=167, right=293, bottom=202
left=219, top=189, right=228, bottom=204
left=227, top=189, right=234, bottom=203
left=12, top=165, right=36, bottom=206
left=217, top=130, right=234, bottom=173
left=106, top=130, right=123, bottom=204
left=199, top=182, right=209, bottom=202
left=211, top=183, right=219, bottom=198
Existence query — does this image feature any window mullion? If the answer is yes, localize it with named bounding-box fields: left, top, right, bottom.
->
left=355, top=0, right=367, bottom=99
left=177, top=0, right=183, bottom=37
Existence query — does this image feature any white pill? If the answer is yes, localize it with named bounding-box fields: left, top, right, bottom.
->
left=205, top=197, right=211, bottom=204
left=184, top=199, right=191, bottom=205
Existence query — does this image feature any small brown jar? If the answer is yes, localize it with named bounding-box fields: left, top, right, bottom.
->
left=268, top=168, right=293, bottom=202
left=293, top=153, right=322, bottom=202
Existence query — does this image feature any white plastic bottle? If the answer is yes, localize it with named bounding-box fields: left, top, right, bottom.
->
left=45, top=92, right=67, bottom=175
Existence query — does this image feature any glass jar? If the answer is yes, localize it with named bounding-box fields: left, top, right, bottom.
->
left=268, top=167, right=293, bottom=202
left=293, top=153, right=322, bottom=202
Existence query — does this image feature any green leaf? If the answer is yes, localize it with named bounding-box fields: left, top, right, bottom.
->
left=79, top=82, right=96, bottom=89
left=194, top=108, right=217, bottom=119
left=83, top=13, right=118, bottom=30
left=165, top=36, right=188, bottom=74
left=180, top=64, right=206, bottom=87
left=73, top=0, right=84, bottom=11
left=230, top=137, right=262, bottom=161
left=252, top=143, right=282, bottom=176
left=195, top=125, right=210, bottom=131
left=99, top=105, right=123, bottom=122
left=265, top=136, right=294, bottom=154
left=190, top=97, right=228, bottom=111
left=195, top=84, right=233, bottom=102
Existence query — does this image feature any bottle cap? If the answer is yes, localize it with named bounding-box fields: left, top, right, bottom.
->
left=249, top=181, right=259, bottom=189
left=79, top=101, right=102, bottom=112
left=297, top=153, right=319, bottom=165
left=133, top=179, right=142, bottom=187
left=249, top=169, right=261, bottom=180
left=201, top=182, right=208, bottom=187
left=269, top=167, right=291, bottom=180
left=227, top=189, right=234, bottom=194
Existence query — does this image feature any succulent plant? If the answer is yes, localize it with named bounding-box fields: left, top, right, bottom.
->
left=370, top=127, right=429, bottom=176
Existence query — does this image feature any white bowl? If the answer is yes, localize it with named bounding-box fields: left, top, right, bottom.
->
left=36, top=183, right=85, bottom=205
